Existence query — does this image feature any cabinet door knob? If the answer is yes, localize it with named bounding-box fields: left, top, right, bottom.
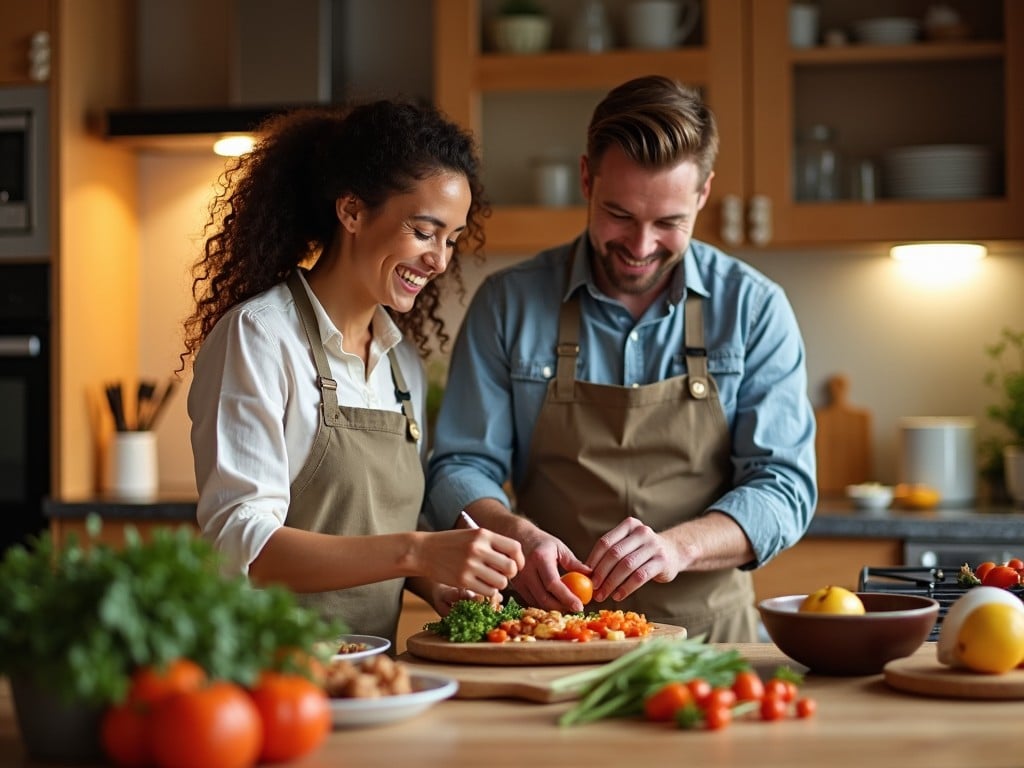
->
left=748, top=195, right=773, bottom=246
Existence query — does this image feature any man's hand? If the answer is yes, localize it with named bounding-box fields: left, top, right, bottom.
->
left=586, top=517, right=681, bottom=602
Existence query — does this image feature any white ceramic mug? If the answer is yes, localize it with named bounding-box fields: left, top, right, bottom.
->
left=109, top=431, right=158, bottom=499
left=898, top=417, right=977, bottom=506
left=624, top=0, right=700, bottom=50
left=533, top=158, right=575, bottom=207
left=788, top=3, right=820, bottom=48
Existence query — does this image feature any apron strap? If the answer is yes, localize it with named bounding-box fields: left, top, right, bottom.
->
left=287, top=271, right=343, bottom=426
left=684, top=292, right=709, bottom=400
left=387, top=347, right=422, bottom=442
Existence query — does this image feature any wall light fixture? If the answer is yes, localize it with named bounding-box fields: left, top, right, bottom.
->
left=213, top=134, right=257, bottom=157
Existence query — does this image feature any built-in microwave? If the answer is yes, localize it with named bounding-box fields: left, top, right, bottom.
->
left=0, top=85, right=49, bottom=259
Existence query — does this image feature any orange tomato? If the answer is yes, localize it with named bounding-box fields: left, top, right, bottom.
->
left=731, top=670, right=765, bottom=702
left=128, top=658, right=207, bottom=708
left=982, top=565, right=1021, bottom=589
left=100, top=702, right=150, bottom=768
left=150, top=682, right=263, bottom=768
left=975, top=561, right=997, bottom=582
left=643, top=681, right=692, bottom=722
left=560, top=571, right=594, bottom=606
left=249, top=672, right=331, bottom=763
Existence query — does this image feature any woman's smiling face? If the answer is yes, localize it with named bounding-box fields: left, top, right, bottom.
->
left=344, top=170, right=471, bottom=314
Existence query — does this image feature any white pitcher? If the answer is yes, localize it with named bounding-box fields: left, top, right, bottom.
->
left=624, top=0, right=700, bottom=49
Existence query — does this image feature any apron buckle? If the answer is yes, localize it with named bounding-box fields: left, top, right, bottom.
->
left=407, top=419, right=422, bottom=441
left=318, top=375, right=338, bottom=391
left=689, top=378, right=708, bottom=399
left=557, top=342, right=580, bottom=357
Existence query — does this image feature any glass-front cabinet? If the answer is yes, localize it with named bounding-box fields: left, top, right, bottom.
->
left=433, top=0, right=1022, bottom=252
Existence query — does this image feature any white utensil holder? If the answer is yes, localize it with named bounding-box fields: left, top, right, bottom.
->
left=109, top=431, right=158, bottom=499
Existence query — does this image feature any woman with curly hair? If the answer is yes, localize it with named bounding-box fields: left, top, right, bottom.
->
left=184, top=99, right=523, bottom=643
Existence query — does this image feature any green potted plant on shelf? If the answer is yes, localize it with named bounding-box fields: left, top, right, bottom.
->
left=491, top=0, right=552, bottom=54
left=981, top=327, right=1024, bottom=506
left=0, top=518, right=341, bottom=763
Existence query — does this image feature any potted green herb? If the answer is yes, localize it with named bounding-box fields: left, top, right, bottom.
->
left=981, top=327, right=1024, bottom=505
left=491, top=0, right=552, bottom=54
left=0, top=518, right=341, bottom=762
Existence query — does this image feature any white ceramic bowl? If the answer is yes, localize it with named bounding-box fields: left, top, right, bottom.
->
left=490, top=16, right=552, bottom=54
left=853, top=17, right=921, bottom=45
left=845, top=483, right=894, bottom=510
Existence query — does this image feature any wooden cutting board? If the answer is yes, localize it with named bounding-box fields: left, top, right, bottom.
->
left=814, top=374, right=872, bottom=497
left=884, top=656, right=1024, bottom=699
left=405, top=622, right=686, bottom=666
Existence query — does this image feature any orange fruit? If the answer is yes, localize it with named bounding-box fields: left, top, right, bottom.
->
left=955, top=602, right=1024, bottom=674
left=561, top=572, right=594, bottom=606
left=799, top=585, right=865, bottom=615
left=893, top=483, right=941, bottom=510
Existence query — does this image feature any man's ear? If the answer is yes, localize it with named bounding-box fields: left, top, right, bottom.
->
left=696, top=171, right=715, bottom=211
left=337, top=195, right=362, bottom=234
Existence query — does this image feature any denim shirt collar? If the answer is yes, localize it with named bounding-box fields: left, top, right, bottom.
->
left=563, top=234, right=709, bottom=307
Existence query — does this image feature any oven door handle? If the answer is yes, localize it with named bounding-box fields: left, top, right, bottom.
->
left=0, top=335, right=41, bottom=357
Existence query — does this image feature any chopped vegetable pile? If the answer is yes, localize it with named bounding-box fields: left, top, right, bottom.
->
left=424, top=598, right=523, bottom=643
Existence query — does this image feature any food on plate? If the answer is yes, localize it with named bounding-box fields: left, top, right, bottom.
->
left=561, top=571, right=594, bottom=605
left=423, top=597, right=652, bottom=643
left=336, top=641, right=371, bottom=655
left=798, top=585, right=865, bottom=615
left=937, top=586, right=1024, bottom=673
left=324, top=655, right=412, bottom=699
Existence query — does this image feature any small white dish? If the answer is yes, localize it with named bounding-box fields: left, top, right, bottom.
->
left=853, top=17, right=921, bottom=45
left=329, top=634, right=391, bottom=662
left=845, top=483, right=894, bottom=510
left=329, top=673, right=458, bottom=728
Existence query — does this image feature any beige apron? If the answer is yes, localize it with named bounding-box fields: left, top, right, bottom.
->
left=516, top=273, right=758, bottom=642
left=284, top=273, right=424, bottom=644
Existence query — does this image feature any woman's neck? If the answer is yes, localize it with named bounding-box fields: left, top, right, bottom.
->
left=304, top=255, right=375, bottom=365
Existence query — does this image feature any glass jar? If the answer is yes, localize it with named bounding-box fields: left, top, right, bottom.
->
left=794, top=124, right=842, bottom=201
left=569, top=0, right=613, bottom=52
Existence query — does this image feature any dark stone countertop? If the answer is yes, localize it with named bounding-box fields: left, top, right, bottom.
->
left=44, top=495, right=1024, bottom=543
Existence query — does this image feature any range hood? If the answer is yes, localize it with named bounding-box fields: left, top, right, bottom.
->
left=102, top=0, right=333, bottom=152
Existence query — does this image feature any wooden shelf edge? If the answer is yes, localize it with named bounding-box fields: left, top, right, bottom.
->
left=791, top=40, right=1005, bottom=67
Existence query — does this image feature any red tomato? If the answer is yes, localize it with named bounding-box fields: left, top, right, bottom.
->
left=982, top=565, right=1021, bottom=589
left=731, top=670, right=765, bottom=702
left=703, top=704, right=732, bottom=730
left=975, top=561, right=997, bottom=581
left=150, top=682, right=262, bottom=768
left=685, top=678, right=712, bottom=706
left=643, top=681, right=693, bottom=722
left=486, top=628, right=509, bottom=643
left=795, top=697, right=818, bottom=719
left=249, top=672, right=331, bottom=763
left=764, top=678, right=797, bottom=703
left=760, top=695, right=788, bottom=721
left=703, top=687, right=737, bottom=711
left=129, top=658, right=207, bottom=708
left=100, top=703, right=150, bottom=768
left=1006, top=558, right=1024, bottom=572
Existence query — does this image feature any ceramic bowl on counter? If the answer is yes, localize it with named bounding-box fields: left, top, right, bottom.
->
left=758, top=593, right=939, bottom=676
left=845, top=483, right=894, bottom=510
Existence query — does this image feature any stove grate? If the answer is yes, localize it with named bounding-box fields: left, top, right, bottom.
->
left=858, top=566, right=1024, bottom=642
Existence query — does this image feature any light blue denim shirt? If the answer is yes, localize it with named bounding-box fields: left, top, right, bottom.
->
left=425, top=236, right=817, bottom=567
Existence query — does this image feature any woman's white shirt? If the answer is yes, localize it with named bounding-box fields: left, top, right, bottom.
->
left=188, top=272, right=427, bottom=575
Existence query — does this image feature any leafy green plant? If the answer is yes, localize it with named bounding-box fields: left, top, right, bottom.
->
left=423, top=597, right=522, bottom=642
left=0, top=518, right=343, bottom=706
left=980, top=328, right=1024, bottom=493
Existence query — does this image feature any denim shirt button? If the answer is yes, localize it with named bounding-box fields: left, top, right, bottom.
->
left=542, top=365, right=553, bottom=378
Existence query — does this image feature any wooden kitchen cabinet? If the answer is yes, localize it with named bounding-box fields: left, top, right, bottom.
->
left=433, top=0, right=1023, bottom=252
left=0, top=0, right=50, bottom=85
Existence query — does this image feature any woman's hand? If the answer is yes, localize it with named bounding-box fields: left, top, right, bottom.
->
left=419, top=529, right=524, bottom=603
left=430, top=584, right=502, bottom=616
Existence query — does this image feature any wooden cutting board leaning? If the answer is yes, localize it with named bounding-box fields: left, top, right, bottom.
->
left=883, top=655, right=1024, bottom=699
left=814, top=374, right=873, bottom=498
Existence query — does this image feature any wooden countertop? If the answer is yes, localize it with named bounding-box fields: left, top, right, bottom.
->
left=2, top=643, right=1020, bottom=767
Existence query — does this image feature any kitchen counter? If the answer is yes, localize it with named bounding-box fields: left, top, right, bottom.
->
left=1, top=644, right=1020, bottom=767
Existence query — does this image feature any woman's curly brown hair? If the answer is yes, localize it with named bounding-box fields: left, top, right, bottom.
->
left=181, top=99, right=488, bottom=369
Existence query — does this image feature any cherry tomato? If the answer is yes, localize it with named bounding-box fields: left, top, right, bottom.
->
left=764, top=678, right=797, bottom=703
left=703, top=704, right=732, bottom=730
left=150, top=682, right=263, bottom=768
left=975, top=561, right=997, bottom=581
left=703, top=687, right=737, bottom=711
left=685, top=678, right=712, bottom=706
left=249, top=672, right=331, bottom=763
left=795, top=697, right=818, bottom=719
left=560, top=572, right=594, bottom=606
left=643, top=682, right=693, bottom=722
left=982, top=565, right=1021, bottom=589
left=760, top=695, right=788, bottom=721
left=731, top=670, right=765, bottom=702
left=100, top=702, right=150, bottom=768
left=1006, top=558, right=1024, bottom=572
left=486, top=628, right=509, bottom=643
left=128, top=658, right=207, bottom=708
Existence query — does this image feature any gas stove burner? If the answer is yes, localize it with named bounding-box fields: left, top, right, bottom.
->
left=858, top=565, right=1024, bottom=642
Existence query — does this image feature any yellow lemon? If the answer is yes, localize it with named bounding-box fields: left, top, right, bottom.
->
left=799, top=586, right=866, bottom=615
left=893, top=483, right=941, bottom=510
left=955, top=602, right=1024, bottom=674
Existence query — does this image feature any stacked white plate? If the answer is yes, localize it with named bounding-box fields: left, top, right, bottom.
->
left=853, top=17, right=921, bottom=45
left=882, top=144, right=996, bottom=199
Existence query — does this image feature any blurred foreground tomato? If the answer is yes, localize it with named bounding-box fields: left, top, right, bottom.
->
left=101, top=702, right=150, bottom=768
left=150, top=682, right=262, bottom=768
left=129, top=658, right=207, bottom=707
left=249, top=672, right=331, bottom=763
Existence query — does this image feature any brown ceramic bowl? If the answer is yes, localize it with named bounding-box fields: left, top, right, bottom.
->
left=758, top=593, right=939, bottom=676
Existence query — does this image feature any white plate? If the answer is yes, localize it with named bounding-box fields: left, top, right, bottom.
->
left=329, top=673, right=458, bottom=728
left=329, top=634, right=391, bottom=662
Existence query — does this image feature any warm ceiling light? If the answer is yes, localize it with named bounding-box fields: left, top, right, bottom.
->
left=889, top=243, right=988, bottom=263
left=213, top=134, right=256, bottom=157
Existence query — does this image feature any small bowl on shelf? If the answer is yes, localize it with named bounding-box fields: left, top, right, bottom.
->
left=489, top=16, right=552, bottom=54
left=758, top=593, right=939, bottom=676
left=852, top=17, right=921, bottom=45
left=845, top=483, right=894, bottom=510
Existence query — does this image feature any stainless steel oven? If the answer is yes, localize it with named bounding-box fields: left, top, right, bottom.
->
left=903, top=540, right=1019, bottom=569
left=0, top=263, right=50, bottom=554
left=0, top=85, right=50, bottom=259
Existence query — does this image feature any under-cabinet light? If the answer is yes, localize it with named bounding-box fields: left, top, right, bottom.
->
left=889, top=243, right=988, bottom=263
left=213, top=134, right=256, bottom=157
